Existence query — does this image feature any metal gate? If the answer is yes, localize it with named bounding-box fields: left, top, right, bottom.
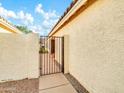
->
left=39, top=36, right=64, bottom=76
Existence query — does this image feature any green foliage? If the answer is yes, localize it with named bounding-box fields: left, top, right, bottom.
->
left=16, top=25, right=32, bottom=34
left=39, top=46, right=48, bottom=53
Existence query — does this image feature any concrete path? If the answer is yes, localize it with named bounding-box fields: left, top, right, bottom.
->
left=39, top=73, right=77, bottom=93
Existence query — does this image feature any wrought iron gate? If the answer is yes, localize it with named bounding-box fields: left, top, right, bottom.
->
left=39, top=36, right=64, bottom=76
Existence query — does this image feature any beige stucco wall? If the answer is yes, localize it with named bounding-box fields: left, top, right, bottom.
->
left=53, top=0, right=124, bottom=93
left=0, top=33, right=39, bottom=82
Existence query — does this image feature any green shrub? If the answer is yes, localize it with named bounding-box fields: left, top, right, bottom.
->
left=39, top=47, right=48, bottom=53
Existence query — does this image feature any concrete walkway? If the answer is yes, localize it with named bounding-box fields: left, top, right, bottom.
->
left=39, top=73, right=77, bottom=93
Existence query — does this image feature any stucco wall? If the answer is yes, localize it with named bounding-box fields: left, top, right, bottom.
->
left=0, top=33, right=39, bottom=82
left=53, top=0, right=124, bottom=93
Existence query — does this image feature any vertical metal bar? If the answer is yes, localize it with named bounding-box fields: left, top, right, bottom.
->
left=53, top=37, right=55, bottom=74
left=58, top=37, right=61, bottom=72
left=44, top=37, right=45, bottom=75
left=59, top=37, right=61, bottom=72
left=55, top=38, right=58, bottom=73
left=59, top=37, right=62, bottom=72
left=49, top=39, right=51, bottom=74
left=41, top=37, right=43, bottom=75
left=41, top=37, right=42, bottom=75
left=57, top=38, right=59, bottom=73
left=39, top=37, right=41, bottom=76
left=41, top=37, right=43, bottom=76
left=53, top=37, right=54, bottom=74
left=54, top=37, right=56, bottom=73
left=45, top=36, right=47, bottom=75
left=54, top=37, right=55, bottom=74
left=45, top=37, right=46, bottom=75
left=62, top=37, right=64, bottom=73
left=45, top=37, right=48, bottom=74
left=51, top=37, right=53, bottom=74
left=58, top=37, right=59, bottom=72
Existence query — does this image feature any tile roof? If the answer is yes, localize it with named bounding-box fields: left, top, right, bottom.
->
left=51, top=0, right=78, bottom=32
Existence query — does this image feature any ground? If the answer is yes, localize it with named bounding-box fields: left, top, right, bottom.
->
left=0, top=73, right=88, bottom=93
left=0, top=78, right=39, bottom=93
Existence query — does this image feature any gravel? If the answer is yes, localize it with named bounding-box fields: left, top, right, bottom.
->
left=65, top=73, right=89, bottom=93
left=0, top=78, right=39, bottom=93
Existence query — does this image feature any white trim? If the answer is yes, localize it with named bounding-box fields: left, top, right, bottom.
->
left=0, top=19, right=23, bottom=34
left=0, top=27, right=11, bottom=33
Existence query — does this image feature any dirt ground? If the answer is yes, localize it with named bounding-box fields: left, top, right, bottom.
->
left=0, top=78, right=39, bottom=93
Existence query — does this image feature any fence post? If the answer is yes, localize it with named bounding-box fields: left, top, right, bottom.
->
left=63, top=35, right=69, bottom=74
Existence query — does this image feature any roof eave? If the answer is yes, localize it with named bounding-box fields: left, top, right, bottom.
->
left=49, top=0, right=96, bottom=36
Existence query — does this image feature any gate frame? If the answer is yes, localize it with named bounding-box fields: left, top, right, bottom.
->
left=39, top=36, right=64, bottom=76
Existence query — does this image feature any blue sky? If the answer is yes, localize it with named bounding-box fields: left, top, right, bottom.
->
left=0, top=0, right=72, bottom=35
